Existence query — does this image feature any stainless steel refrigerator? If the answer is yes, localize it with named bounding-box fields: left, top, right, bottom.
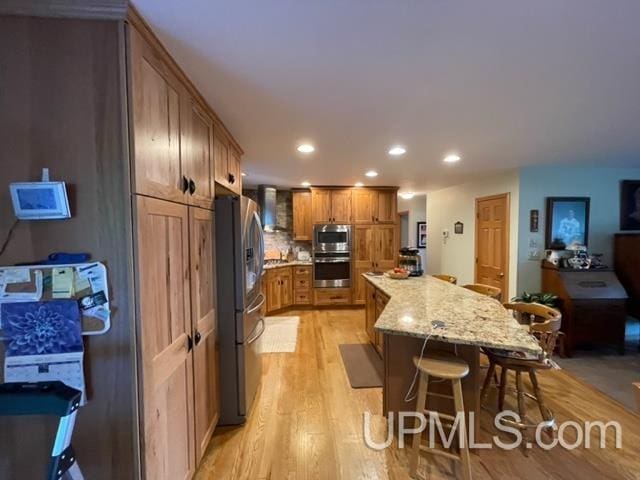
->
left=215, top=196, right=265, bottom=425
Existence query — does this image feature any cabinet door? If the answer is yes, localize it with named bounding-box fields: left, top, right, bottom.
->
left=330, top=189, right=352, bottom=223
left=353, top=225, right=375, bottom=304
left=374, top=225, right=397, bottom=272
left=292, top=190, right=312, bottom=240
left=280, top=269, right=293, bottom=307
left=213, top=130, right=229, bottom=187
left=376, top=190, right=397, bottom=224
left=184, top=99, right=214, bottom=209
left=352, top=189, right=378, bottom=224
left=311, top=189, right=332, bottom=224
left=365, top=282, right=377, bottom=344
left=129, top=28, right=186, bottom=203
left=266, top=271, right=281, bottom=312
left=135, top=196, right=195, bottom=480
left=189, top=207, right=219, bottom=462
left=227, top=145, right=242, bottom=194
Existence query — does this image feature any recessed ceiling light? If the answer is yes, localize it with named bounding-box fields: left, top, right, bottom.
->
left=388, top=146, right=406, bottom=156
left=354, top=182, right=364, bottom=187
left=301, top=181, right=311, bottom=187
left=443, top=153, right=461, bottom=163
left=241, top=172, right=247, bottom=177
left=365, top=170, right=378, bottom=178
left=297, top=144, right=315, bottom=154
left=400, top=192, right=415, bottom=200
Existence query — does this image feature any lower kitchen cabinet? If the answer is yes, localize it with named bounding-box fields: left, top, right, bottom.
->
left=294, top=265, right=312, bottom=305
left=365, top=279, right=388, bottom=356
left=135, top=196, right=219, bottom=479
left=313, top=287, right=352, bottom=305
left=266, top=267, right=294, bottom=313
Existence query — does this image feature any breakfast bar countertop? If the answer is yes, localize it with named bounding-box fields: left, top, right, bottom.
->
left=366, top=274, right=542, bottom=355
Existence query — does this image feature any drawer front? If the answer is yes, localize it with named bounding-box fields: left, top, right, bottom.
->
left=295, top=292, right=312, bottom=305
left=295, top=278, right=311, bottom=290
left=294, top=266, right=312, bottom=278
left=314, top=288, right=352, bottom=305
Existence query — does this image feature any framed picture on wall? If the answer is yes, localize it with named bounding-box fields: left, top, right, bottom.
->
left=620, top=180, right=640, bottom=231
left=417, top=221, right=426, bottom=248
left=545, top=197, right=590, bottom=249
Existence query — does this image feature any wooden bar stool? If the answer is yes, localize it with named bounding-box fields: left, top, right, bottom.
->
left=462, top=283, right=502, bottom=301
left=409, top=352, right=472, bottom=480
left=480, top=303, right=562, bottom=451
left=432, top=274, right=458, bottom=285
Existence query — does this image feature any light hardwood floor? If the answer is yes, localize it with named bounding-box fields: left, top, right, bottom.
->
left=196, top=309, right=640, bottom=480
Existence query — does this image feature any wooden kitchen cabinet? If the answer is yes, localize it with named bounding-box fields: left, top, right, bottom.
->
left=375, top=189, right=397, bottom=224
left=352, top=224, right=398, bottom=304
left=214, top=130, right=242, bottom=195
left=292, top=190, right=313, bottom=240
left=189, top=207, right=219, bottom=462
left=135, top=196, right=196, bottom=480
left=311, top=188, right=352, bottom=224
left=266, top=267, right=294, bottom=313
left=183, top=97, right=215, bottom=209
left=313, top=287, right=352, bottom=305
left=294, top=265, right=312, bottom=305
left=129, top=27, right=186, bottom=203
left=364, top=280, right=388, bottom=356
left=352, top=189, right=378, bottom=224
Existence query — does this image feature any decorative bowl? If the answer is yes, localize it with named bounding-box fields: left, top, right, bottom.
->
left=385, top=269, right=410, bottom=280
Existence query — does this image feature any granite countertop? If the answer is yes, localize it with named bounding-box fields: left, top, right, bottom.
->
left=367, top=274, right=541, bottom=355
left=263, top=260, right=313, bottom=270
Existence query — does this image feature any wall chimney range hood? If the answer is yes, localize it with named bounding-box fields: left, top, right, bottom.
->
left=257, top=185, right=281, bottom=232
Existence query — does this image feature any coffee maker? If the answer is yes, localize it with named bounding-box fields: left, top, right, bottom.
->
left=398, top=247, right=423, bottom=276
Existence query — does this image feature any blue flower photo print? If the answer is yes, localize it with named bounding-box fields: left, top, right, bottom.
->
left=1, top=300, right=83, bottom=356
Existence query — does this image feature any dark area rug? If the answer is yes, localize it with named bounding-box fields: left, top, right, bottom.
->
left=339, top=343, right=383, bottom=388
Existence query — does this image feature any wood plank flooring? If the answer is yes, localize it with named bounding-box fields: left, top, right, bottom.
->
left=195, top=309, right=640, bottom=480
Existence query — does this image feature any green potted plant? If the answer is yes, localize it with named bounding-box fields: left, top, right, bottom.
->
left=511, top=291, right=558, bottom=307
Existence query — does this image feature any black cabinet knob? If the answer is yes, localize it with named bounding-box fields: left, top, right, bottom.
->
left=186, top=335, right=193, bottom=352
left=228, top=173, right=236, bottom=184
left=194, top=330, right=202, bottom=345
left=181, top=176, right=189, bottom=194
left=188, top=179, right=196, bottom=195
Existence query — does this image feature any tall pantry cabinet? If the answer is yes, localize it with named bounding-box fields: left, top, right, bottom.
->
left=127, top=9, right=238, bottom=480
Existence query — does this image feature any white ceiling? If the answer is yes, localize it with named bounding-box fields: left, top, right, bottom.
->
left=133, top=0, right=640, bottom=192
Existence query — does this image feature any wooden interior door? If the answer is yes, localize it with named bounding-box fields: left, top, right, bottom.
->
left=292, top=190, right=312, bottom=240
left=353, top=225, right=374, bottom=304
left=213, top=130, right=229, bottom=187
left=184, top=98, right=214, bottom=209
left=330, top=189, right=352, bottom=223
left=311, top=189, right=331, bottom=224
left=129, top=27, right=185, bottom=203
left=189, top=207, right=219, bottom=462
left=374, top=225, right=397, bottom=272
left=135, top=196, right=195, bottom=480
left=475, top=193, right=510, bottom=296
left=352, top=189, right=377, bottom=224
left=376, top=190, right=397, bottom=224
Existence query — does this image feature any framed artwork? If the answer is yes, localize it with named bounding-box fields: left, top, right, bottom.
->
left=530, top=209, right=539, bottom=232
left=417, top=221, right=426, bottom=248
left=454, top=221, right=464, bottom=234
left=620, top=180, right=640, bottom=231
left=545, top=197, right=590, bottom=249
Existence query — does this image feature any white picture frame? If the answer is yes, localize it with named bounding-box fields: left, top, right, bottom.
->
left=9, top=182, right=71, bottom=220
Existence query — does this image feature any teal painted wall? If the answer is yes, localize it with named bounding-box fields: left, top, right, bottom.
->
left=517, top=166, right=640, bottom=293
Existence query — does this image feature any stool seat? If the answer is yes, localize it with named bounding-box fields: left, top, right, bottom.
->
left=413, top=353, right=469, bottom=379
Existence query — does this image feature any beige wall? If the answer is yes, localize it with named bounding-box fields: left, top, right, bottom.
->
left=426, top=170, right=520, bottom=299
left=397, top=194, right=427, bottom=266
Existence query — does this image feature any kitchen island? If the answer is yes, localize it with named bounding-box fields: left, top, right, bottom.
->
left=366, top=274, right=541, bottom=429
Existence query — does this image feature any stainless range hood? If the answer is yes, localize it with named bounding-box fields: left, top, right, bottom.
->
left=257, top=185, right=281, bottom=232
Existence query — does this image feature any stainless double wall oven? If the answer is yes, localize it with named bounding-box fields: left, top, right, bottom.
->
left=312, top=224, right=352, bottom=288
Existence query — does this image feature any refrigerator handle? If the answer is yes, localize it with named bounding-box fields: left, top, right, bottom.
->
left=247, top=293, right=265, bottom=315
left=246, top=318, right=266, bottom=345
left=254, top=211, right=265, bottom=280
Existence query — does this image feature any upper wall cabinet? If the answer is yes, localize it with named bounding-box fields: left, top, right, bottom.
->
left=352, top=189, right=397, bottom=224
left=311, top=188, right=352, bottom=224
left=182, top=97, right=215, bottom=209
left=214, top=129, right=242, bottom=195
left=129, top=27, right=186, bottom=203
left=292, top=190, right=312, bottom=241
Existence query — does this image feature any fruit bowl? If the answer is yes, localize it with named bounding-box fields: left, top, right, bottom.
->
left=385, top=268, right=410, bottom=280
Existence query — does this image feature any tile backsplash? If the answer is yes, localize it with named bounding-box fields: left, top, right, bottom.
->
left=244, top=188, right=312, bottom=259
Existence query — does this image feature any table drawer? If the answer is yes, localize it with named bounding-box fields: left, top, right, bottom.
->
left=314, top=288, right=352, bottom=305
